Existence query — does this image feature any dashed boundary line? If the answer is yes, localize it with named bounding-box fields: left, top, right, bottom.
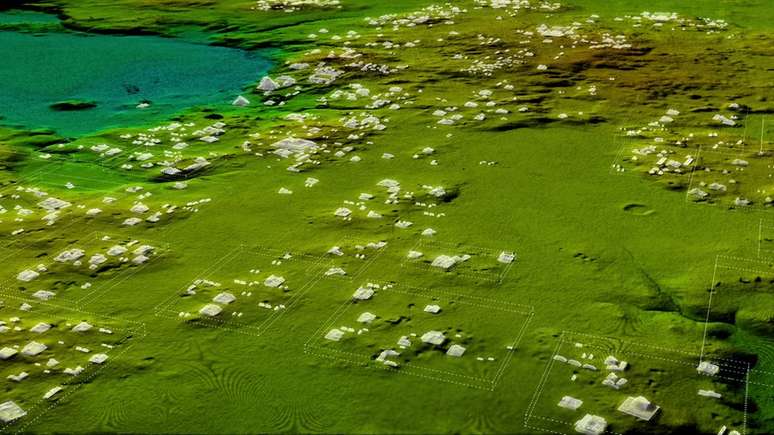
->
left=524, top=330, right=751, bottom=435
left=76, top=232, right=172, bottom=308
left=152, top=244, right=243, bottom=314
left=607, top=96, right=643, bottom=179
left=700, top=255, right=720, bottom=362
left=0, top=230, right=171, bottom=310
left=304, top=280, right=534, bottom=391
left=754, top=219, right=774, bottom=259
left=400, top=238, right=515, bottom=284
left=683, top=145, right=774, bottom=212
left=683, top=144, right=703, bottom=207
left=302, top=346, right=494, bottom=391
left=607, top=130, right=631, bottom=177
left=153, top=244, right=331, bottom=338
left=0, top=337, right=142, bottom=434
left=699, top=254, right=774, bottom=380
left=318, top=234, right=390, bottom=282
left=524, top=335, right=564, bottom=431
left=0, top=290, right=146, bottom=335
left=0, top=296, right=148, bottom=434
left=700, top=254, right=774, bottom=363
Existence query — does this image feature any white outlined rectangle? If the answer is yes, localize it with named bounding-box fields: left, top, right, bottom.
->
left=154, top=244, right=330, bottom=338
left=0, top=293, right=146, bottom=434
left=305, top=279, right=533, bottom=390
left=525, top=331, right=751, bottom=435
left=0, top=230, right=169, bottom=309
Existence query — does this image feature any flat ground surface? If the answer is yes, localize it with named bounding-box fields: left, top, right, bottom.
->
left=0, top=0, right=772, bottom=434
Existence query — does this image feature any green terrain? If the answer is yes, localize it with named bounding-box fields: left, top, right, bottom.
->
left=0, top=0, right=772, bottom=434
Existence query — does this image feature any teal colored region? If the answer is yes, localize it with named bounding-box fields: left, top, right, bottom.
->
left=0, top=13, right=271, bottom=136
left=0, top=9, right=59, bottom=24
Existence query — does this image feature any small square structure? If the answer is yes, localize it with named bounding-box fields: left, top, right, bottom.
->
left=421, top=330, right=446, bottom=346
left=574, top=414, right=606, bottom=435
left=423, top=304, right=441, bottom=314
left=43, top=386, right=63, bottom=400
left=16, top=270, right=39, bottom=282
left=212, top=292, right=236, bottom=305
left=618, top=396, right=660, bottom=421
left=604, top=355, right=628, bottom=372
left=30, top=322, right=51, bottom=334
left=89, top=353, right=109, bottom=364
left=558, top=395, right=583, bottom=410
left=357, top=312, right=376, bottom=323
left=697, top=361, right=720, bottom=376
left=497, top=251, right=516, bottom=264
left=72, top=321, right=93, bottom=332
left=32, top=290, right=55, bottom=301
left=199, top=304, right=223, bottom=317
left=325, top=328, right=344, bottom=341
left=0, top=347, right=18, bottom=360
left=21, top=341, right=47, bottom=356
left=446, top=344, right=466, bottom=357
left=0, top=400, right=26, bottom=423
left=431, top=255, right=458, bottom=270
left=376, top=349, right=400, bottom=364
left=264, top=275, right=285, bottom=288
left=352, top=287, right=374, bottom=300
left=325, top=267, right=346, bottom=276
